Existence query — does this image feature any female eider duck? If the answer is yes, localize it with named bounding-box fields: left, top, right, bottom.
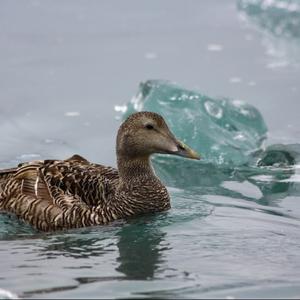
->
left=0, top=112, right=200, bottom=231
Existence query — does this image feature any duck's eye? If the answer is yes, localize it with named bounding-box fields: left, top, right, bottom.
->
left=145, top=124, right=154, bottom=130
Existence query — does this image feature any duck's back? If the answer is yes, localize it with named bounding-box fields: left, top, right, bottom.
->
left=0, top=154, right=119, bottom=231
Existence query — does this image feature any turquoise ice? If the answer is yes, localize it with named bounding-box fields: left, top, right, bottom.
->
left=237, top=0, right=300, bottom=40
left=117, top=80, right=300, bottom=197
left=120, top=80, right=268, bottom=166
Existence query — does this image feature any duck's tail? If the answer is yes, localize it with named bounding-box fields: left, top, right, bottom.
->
left=0, top=167, right=17, bottom=195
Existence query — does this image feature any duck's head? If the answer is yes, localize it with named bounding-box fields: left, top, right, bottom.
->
left=116, top=111, right=200, bottom=160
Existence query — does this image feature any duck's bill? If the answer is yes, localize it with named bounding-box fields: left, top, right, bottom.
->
left=173, top=140, right=201, bottom=160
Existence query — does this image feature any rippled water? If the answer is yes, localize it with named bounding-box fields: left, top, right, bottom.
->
left=1, top=0, right=300, bottom=299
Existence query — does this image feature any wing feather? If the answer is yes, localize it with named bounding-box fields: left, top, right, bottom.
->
left=0, top=154, right=119, bottom=230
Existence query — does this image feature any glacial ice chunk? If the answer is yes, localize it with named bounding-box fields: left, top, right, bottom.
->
left=237, top=0, right=300, bottom=40
left=119, top=80, right=268, bottom=166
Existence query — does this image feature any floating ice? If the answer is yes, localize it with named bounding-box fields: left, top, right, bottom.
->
left=114, top=105, right=128, bottom=113
left=115, top=80, right=300, bottom=197
left=257, top=143, right=300, bottom=167
left=207, top=44, right=223, bottom=52
left=229, top=77, right=242, bottom=84
left=64, top=111, right=80, bottom=117
left=222, top=180, right=263, bottom=199
left=237, top=0, right=300, bottom=39
left=280, top=174, right=300, bottom=183
left=44, top=138, right=54, bottom=144
left=237, top=0, right=300, bottom=66
left=204, top=101, right=223, bottom=119
left=117, top=80, right=268, bottom=166
left=266, top=60, right=289, bottom=69
left=0, top=288, right=18, bottom=299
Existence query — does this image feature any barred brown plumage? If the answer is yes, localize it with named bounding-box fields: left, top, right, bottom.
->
left=0, top=111, right=200, bottom=231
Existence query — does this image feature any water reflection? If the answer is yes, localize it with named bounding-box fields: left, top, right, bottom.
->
left=18, top=216, right=167, bottom=278
left=0, top=217, right=168, bottom=298
left=42, top=234, right=114, bottom=259
left=39, top=217, right=168, bottom=280
left=0, top=213, right=37, bottom=240
left=153, top=143, right=300, bottom=210
left=116, top=217, right=167, bottom=280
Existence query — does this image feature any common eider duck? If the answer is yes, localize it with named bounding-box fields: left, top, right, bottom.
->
left=0, top=112, right=200, bottom=231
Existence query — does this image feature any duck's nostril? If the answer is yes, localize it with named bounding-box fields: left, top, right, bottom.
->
left=177, top=143, right=185, bottom=151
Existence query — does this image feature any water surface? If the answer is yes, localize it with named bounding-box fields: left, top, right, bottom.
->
left=1, top=0, right=300, bottom=298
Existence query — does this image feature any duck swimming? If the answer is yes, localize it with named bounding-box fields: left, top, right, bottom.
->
left=0, top=111, right=200, bottom=231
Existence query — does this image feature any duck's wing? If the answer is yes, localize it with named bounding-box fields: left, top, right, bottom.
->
left=0, top=161, right=74, bottom=230
left=0, top=167, right=17, bottom=194
left=39, top=154, right=119, bottom=207
left=0, top=154, right=119, bottom=230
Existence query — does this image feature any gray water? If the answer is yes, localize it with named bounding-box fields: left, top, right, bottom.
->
left=1, top=0, right=300, bottom=299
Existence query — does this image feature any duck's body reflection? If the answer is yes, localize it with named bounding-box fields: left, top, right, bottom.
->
left=116, top=216, right=167, bottom=279
left=15, top=216, right=168, bottom=298
left=35, top=216, right=167, bottom=278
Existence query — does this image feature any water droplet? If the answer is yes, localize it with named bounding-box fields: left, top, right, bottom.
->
left=204, top=101, right=223, bottom=119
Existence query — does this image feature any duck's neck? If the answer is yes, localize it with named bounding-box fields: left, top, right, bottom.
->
left=113, top=153, right=170, bottom=218
left=117, top=155, right=156, bottom=183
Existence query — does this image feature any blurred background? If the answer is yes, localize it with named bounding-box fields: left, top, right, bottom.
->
left=0, top=0, right=299, bottom=168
